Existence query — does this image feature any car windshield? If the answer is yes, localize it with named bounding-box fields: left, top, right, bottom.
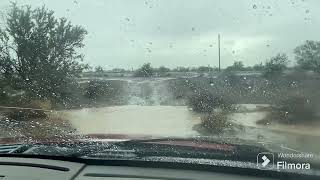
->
left=0, top=0, right=320, bottom=174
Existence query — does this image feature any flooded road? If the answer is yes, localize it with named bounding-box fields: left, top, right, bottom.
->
left=56, top=78, right=320, bottom=152
left=53, top=103, right=320, bottom=152
left=60, top=105, right=201, bottom=137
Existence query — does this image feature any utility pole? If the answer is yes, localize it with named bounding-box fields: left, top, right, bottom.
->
left=218, top=34, right=221, bottom=72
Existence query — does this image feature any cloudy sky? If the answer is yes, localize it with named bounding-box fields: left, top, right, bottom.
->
left=0, top=0, right=319, bottom=69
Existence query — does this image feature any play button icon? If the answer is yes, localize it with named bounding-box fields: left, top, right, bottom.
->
left=261, top=155, right=270, bottom=167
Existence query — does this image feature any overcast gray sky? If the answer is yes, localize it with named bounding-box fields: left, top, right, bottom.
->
left=0, top=0, right=319, bottom=69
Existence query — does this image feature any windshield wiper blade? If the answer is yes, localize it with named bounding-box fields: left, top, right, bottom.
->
left=81, top=137, right=269, bottom=163
left=0, top=137, right=268, bottom=163
left=82, top=149, right=139, bottom=159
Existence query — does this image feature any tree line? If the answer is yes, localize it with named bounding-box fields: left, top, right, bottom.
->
left=95, top=41, right=320, bottom=77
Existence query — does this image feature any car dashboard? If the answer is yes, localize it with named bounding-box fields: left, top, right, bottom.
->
left=0, top=156, right=315, bottom=180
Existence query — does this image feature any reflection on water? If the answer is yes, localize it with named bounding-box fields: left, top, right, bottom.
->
left=61, top=105, right=201, bottom=137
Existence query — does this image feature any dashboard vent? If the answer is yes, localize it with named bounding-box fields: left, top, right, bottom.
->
left=0, top=144, right=22, bottom=153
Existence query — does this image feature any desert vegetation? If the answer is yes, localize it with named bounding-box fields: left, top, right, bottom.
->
left=164, top=46, right=320, bottom=134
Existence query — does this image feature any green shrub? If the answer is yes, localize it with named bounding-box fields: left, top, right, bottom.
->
left=85, top=80, right=109, bottom=100
left=276, top=94, right=317, bottom=123
left=83, top=80, right=126, bottom=106
left=166, top=78, right=193, bottom=99
left=187, top=89, right=234, bottom=113
left=260, top=93, right=319, bottom=124
left=263, top=53, right=288, bottom=79
left=134, top=63, right=153, bottom=77
left=200, top=112, right=231, bottom=134
left=193, top=111, right=241, bottom=135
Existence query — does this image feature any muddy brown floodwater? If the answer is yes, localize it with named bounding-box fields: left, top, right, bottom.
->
left=53, top=104, right=320, bottom=152
left=59, top=105, right=201, bottom=137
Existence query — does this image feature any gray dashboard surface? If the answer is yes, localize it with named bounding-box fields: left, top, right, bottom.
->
left=0, top=157, right=85, bottom=180
left=0, top=157, right=275, bottom=180
left=75, top=165, right=274, bottom=180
